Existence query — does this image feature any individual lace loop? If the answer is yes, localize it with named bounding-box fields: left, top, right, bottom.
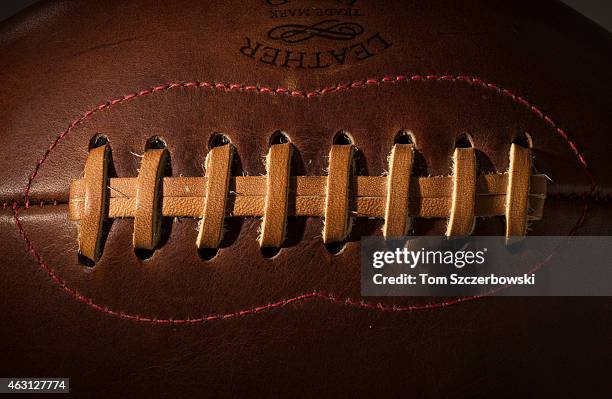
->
left=260, top=142, right=293, bottom=247
left=133, top=149, right=168, bottom=250
left=383, top=143, right=414, bottom=238
left=196, top=143, right=233, bottom=249
left=74, top=143, right=110, bottom=261
left=446, top=147, right=477, bottom=237
left=505, top=143, right=532, bottom=242
left=323, top=144, right=355, bottom=243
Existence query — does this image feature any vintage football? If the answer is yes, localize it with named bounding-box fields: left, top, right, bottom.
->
left=1, top=0, right=610, bottom=397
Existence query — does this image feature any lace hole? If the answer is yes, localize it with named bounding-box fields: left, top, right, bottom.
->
left=394, top=130, right=415, bottom=145
left=208, top=133, right=231, bottom=149
left=333, top=131, right=354, bottom=145
left=325, top=241, right=346, bottom=255
left=88, top=133, right=108, bottom=150
left=261, top=247, right=282, bottom=259
left=269, top=131, right=290, bottom=146
left=145, top=135, right=167, bottom=150
left=512, top=132, right=533, bottom=149
left=198, top=247, right=219, bottom=261
left=454, top=134, right=474, bottom=148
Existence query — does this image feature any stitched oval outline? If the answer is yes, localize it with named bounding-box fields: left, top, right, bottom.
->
left=14, top=74, right=596, bottom=325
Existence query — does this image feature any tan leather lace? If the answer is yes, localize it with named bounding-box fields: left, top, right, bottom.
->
left=69, top=141, right=546, bottom=261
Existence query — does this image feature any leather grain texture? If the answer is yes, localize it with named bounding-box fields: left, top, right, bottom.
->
left=323, top=144, right=354, bottom=242
left=77, top=143, right=109, bottom=260
left=446, top=148, right=477, bottom=236
left=383, top=143, right=414, bottom=237
left=506, top=143, right=532, bottom=238
left=1, top=0, right=611, bottom=397
left=69, top=168, right=548, bottom=220
left=261, top=142, right=293, bottom=247
left=69, top=143, right=544, bottom=252
left=133, top=148, right=167, bottom=250
left=197, top=144, right=233, bottom=249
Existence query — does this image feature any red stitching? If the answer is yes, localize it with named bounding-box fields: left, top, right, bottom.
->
left=14, top=74, right=596, bottom=324
left=8, top=199, right=591, bottom=325
left=21, top=74, right=598, bottom=206
left=4, top=200, right=61, bottom=208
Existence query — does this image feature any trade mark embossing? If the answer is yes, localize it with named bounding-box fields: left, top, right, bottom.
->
left=239, top=0, right=392, bottom=69
left=267, top=20, right=365, bottom=43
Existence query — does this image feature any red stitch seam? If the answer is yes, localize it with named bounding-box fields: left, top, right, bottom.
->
left=3, top=200, right=61, bottom=208
left=8, top=199, right=590, bottom=325
left=14, top=74, right=595, bottom=325
left=22, top=74, right=597, bottom=207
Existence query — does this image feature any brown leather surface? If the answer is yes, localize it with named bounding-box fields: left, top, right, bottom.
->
left=1, top=0, right=611, bottom=397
